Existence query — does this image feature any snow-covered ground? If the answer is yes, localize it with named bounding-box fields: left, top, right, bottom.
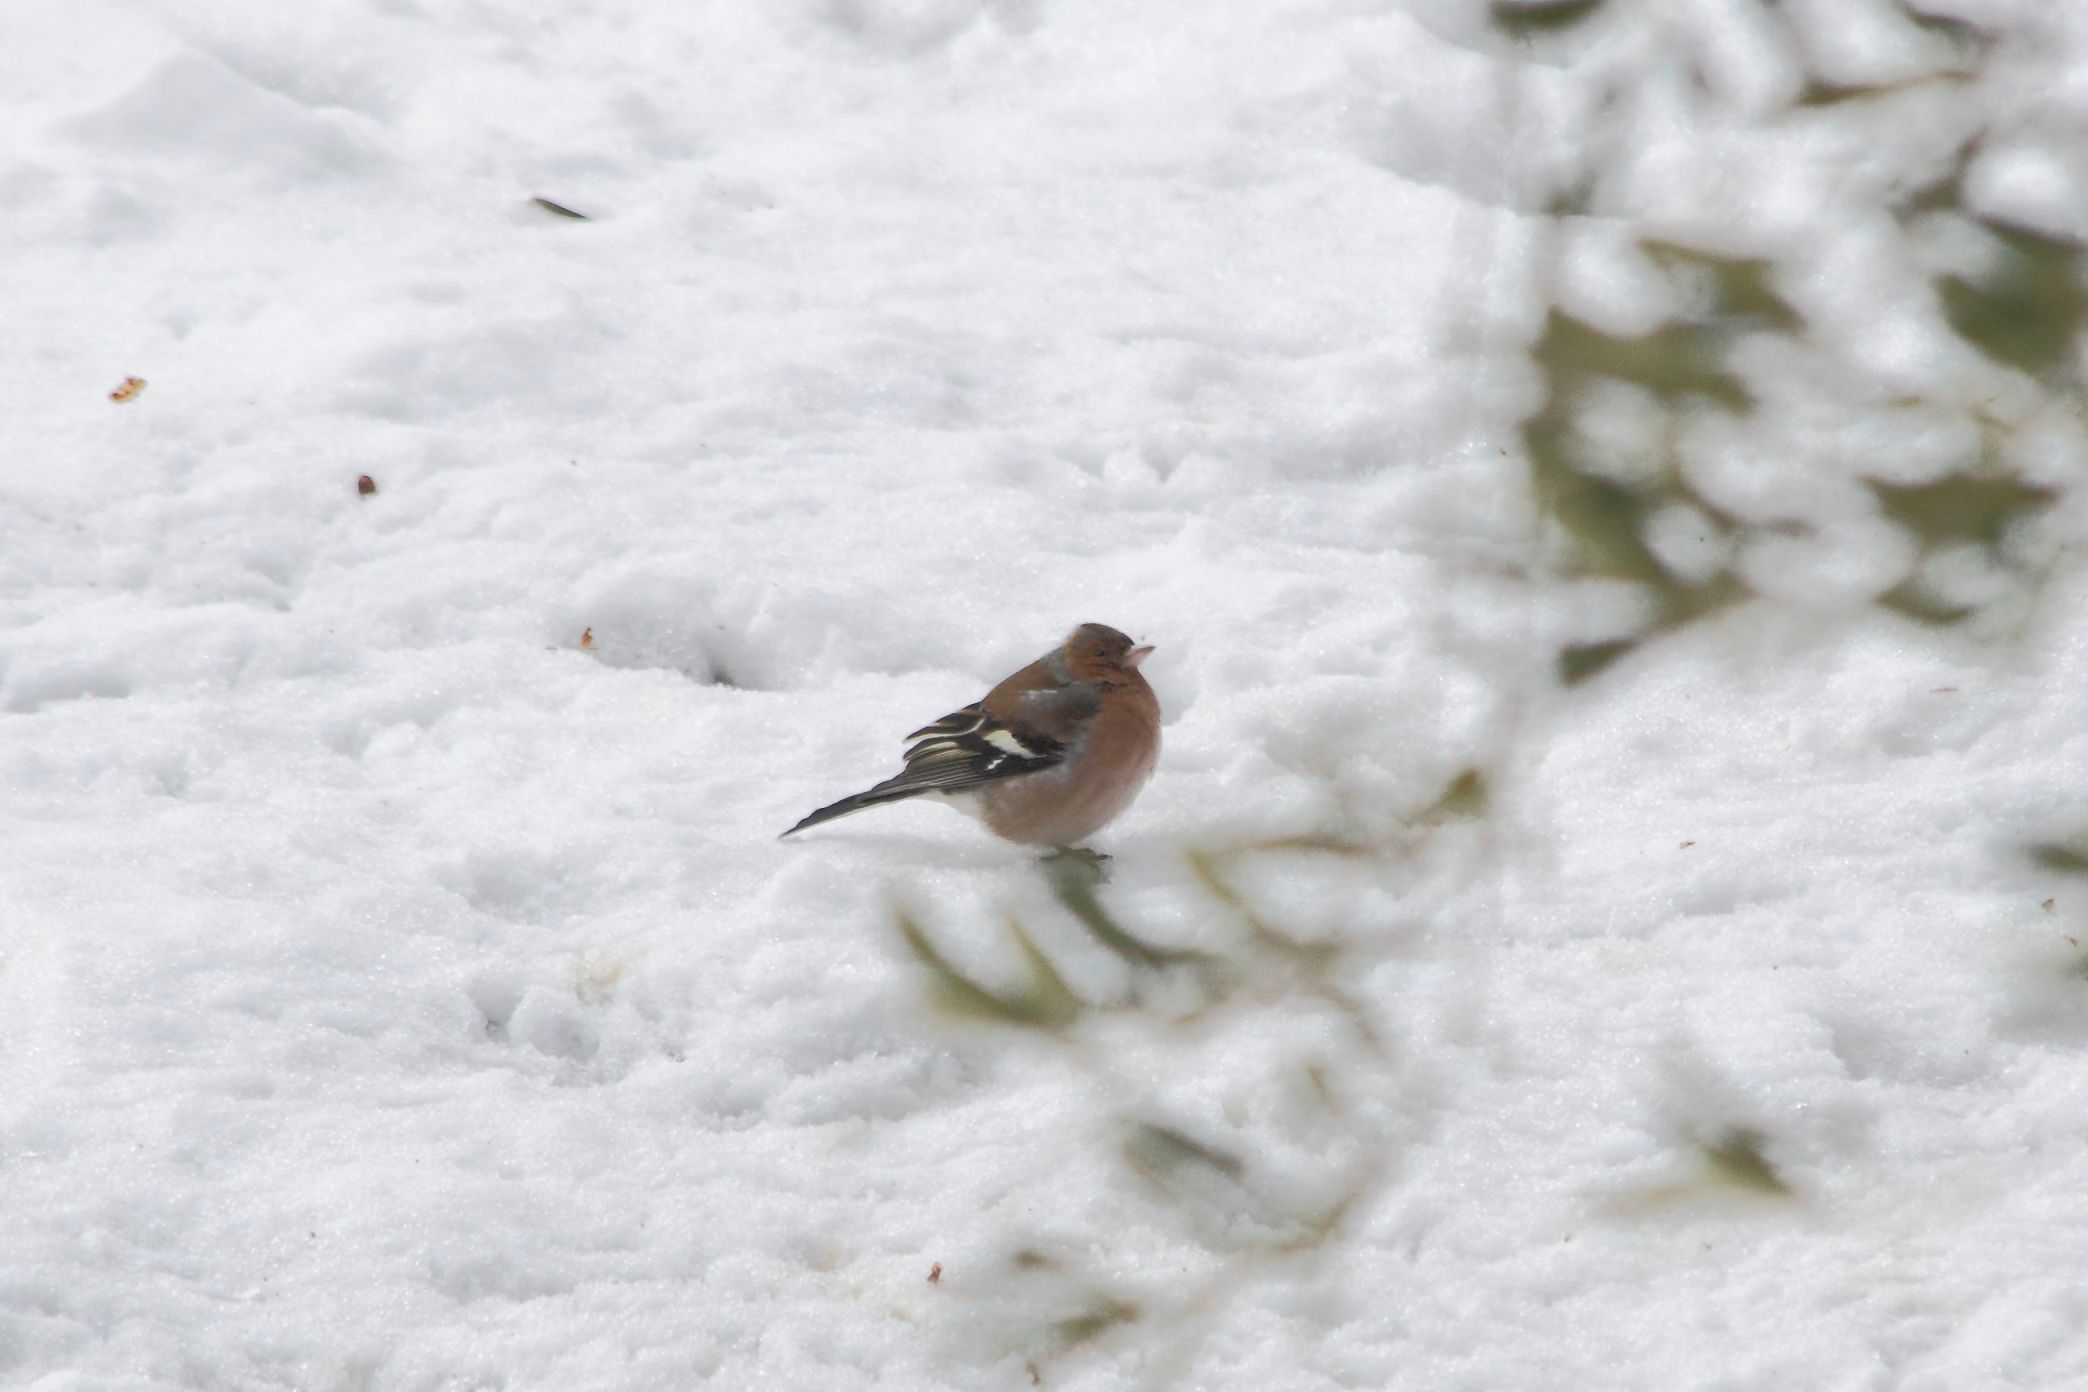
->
left=5, top=2, right=2088, bottom=1388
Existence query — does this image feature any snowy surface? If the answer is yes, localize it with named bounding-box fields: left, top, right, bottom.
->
left=5, top=2, right=2088, bottom=1389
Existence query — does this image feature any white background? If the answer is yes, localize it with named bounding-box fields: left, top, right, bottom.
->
left=4, top=2, right=2087, bottom=1388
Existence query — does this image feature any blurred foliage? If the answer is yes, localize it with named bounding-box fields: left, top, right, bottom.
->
left=2029, top=840, right=2088, bottom=876
left=1423, top=768, right=1489, bottom=821
left=895, top=857, right=1221, bottom=1037
left=1902, top=7, right=1995, bottom=53
left=1121, top=1121, right=1259, bottom=1228
left=894, top=826, right=1412, bottom=1377
left=1871, top=472, right=2055, bottom=550
left=1049, top=1295, right=1140, bottom=1352
left=892, top=3, right=2088, bottom=1372
left=1524, top=298, right=1754, bottom=682
left=1043, top=854, right=1205, bottom=971
left=1604, top=1125, right=1799, bottom=1218
left=1701, top=1127, right=1794, bottom=1197
left=1508, top=0, right=2077, bottom=683
left=1938, top=218, right=2088, bottom=377
left=1489, top=0, right=1605, bottom=41
left=896, top=910, right=1081, bottom=1031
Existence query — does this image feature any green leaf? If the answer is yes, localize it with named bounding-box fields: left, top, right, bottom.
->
left=1123, top=1122, right=1246, bottom=1183
left=1423, top=769, right=1489, bottom=821
left=1892, top=144, right=1974, bottom=220
left=1640, top=242, right=1805, bottom=331
left=1490, top=0, right=1606, bottom=38
left=1528, top=430, right=1672, bottom=585
left=1900, top=4, right=1994, bottom=56
left=1795, top=80, right=1886, bottom=108
left=1702, top=1128, right=1793, bottom=1197
left=1049, top=1295, right=1139, bottom=1350
left=2028, top=841, right=2088, bottom=875
left=1559, top=639, right=1637, bottom=685
left=1870, top=472, right=2055, bottom=547
left=1532, top=310, right=1755, bottom=410
left=1937, top=220, right=2088, bottom=374
left=1793, top=72, right=1970, bottom=110
left=1877, top=579, right=1977, bottom=626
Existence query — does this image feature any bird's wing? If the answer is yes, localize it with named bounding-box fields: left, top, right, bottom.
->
left=886, top=702, right=1065, bottom=796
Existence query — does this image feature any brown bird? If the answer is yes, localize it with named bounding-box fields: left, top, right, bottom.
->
left=783, top=623, right=1160, bottom=848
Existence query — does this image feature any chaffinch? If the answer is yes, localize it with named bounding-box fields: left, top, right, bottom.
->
left=783, top=623, right=1161, bottom=848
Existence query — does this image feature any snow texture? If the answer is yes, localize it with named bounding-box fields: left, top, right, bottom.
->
left=3, top=1, right=2087, bottom=1389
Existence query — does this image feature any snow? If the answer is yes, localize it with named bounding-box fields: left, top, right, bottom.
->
left=4, top=1, right=2087, bottom=1389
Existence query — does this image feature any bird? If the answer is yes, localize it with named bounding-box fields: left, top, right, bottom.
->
left=782, top=623, right=1160, bottom=849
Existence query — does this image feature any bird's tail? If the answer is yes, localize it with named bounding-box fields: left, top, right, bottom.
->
left=780, top=784, right=927, bottom=837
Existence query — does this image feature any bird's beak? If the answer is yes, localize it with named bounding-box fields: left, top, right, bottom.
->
left=1125, top=644, right=1154, bottom=669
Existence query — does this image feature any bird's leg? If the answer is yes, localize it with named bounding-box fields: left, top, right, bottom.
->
left=1041, top=844, right=1112, bottom=884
